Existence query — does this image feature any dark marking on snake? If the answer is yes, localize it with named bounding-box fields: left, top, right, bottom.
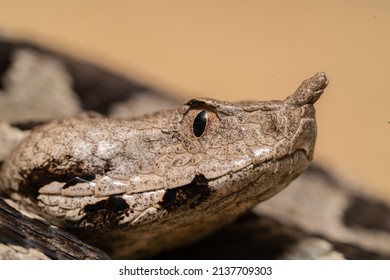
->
left=83, top=196, right=129, bottom=225
left=343, top=195, right=390, bottom=232
left=63, top=175, right=96, bottom=189
left=18, top=164, right=96, bottom=199
left=106, top=196, right=129, bottom=213
left=160, top=188, right=177, bottom=209
left=103, top=161, right=113, bottom=174
left=84, top=200, right=106, bottom=212
left=11, top=121, right=47, bottom=131
left=0, top=41, right=14, bottom=90
left=84, top=196, right=128, bottom=214
left=160, top=174, right=211, bottom=211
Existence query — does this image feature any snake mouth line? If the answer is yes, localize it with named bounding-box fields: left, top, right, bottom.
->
left=205, top=147, right=310, bottom=183
left=200, top=148, right=309, bottom=212
left=158, top=148, right=309, bottom=212
left=163, top=146, right=309, bottom=194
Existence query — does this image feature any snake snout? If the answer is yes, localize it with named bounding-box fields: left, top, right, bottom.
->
left=288, top=107, right=318, bottom=161
left=283, top=72, right=327, bottom=161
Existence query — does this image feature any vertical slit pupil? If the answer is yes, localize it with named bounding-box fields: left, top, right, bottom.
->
left=193, top=111, right=208, bottom=137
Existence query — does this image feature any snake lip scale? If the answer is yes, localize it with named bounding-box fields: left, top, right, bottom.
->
left=0, top=71, right=328, bottom=259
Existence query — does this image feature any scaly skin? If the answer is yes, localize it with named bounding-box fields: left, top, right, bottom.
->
left=0, top=72, right=328, bottom=258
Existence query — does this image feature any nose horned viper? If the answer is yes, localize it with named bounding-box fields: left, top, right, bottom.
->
left=1, top=39, right=389, bottom=260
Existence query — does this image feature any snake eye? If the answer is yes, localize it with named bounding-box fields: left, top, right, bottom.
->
left=193, top=110, right=208, bottom=137
left=182, top=103, right=218, bottom=140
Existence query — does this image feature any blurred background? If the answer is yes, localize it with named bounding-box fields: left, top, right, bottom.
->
left=0, top=0, right=388, bottom=199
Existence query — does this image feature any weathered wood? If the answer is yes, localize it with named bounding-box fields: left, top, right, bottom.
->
left=0, top=198, right=109, bottom=259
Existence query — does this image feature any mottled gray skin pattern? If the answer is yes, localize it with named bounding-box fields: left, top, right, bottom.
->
left=0, top=72, right=327, bottom=258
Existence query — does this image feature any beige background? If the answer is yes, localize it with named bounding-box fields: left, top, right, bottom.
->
left=0, top=1, right=388, bottom=199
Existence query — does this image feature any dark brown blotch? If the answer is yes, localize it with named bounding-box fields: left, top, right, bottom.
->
left=106, top=196, right=129, bottom=213
left=0, top=41, right=14, bottom=90
left=18, top=161, right=97, bottom=200
left=84, top=200, right=106, bottom=213
left=84, top=196, right=129, bottom=214
left=160, top=174, right=211, bottom=211
left=343, top=195, right=390, bottom=232
left=83, top=195, right=129, bottom=225
left=62, top=175, right=96, bottom=189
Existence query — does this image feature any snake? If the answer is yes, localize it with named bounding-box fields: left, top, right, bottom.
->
left=0, top=38, right=389, bottom=260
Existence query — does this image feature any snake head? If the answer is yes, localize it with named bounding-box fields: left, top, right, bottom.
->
left=138, top=72, right=328, bottom=226
left=171, top=72, right=328, bottom=180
